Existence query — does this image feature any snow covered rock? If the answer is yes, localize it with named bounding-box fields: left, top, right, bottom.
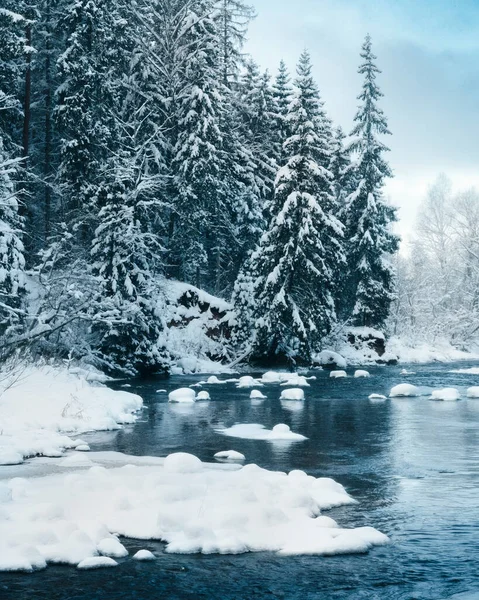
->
left=196, top=390, right=210, bottom=400
left=467, top=387, right=479, bottom=398
left=330, top=370, right=347, bottom=378
left=237, top=376, right=261, bottom=388
left=312, top=351, right=347, bottom=369
left=206, top=376, right=225, bottom=384
left=77, top=557, right=118, bottom=570
left=260, top=371, right=312, bottom=385
left=97, top=538, right=128, bottom=558
left=214, top=450, right=245, bottom=461
left=168, top=388, right=196, bottom=403
left=389, top=384, right=420, bottom=397
left=0, top=451, right=24, bottom=466
left=280, top=375, right=310, bottom=387
left=75, top=445, right=90, bottom=452
left=280, top=388, right=305, bottom=401
left=429, top=388, right=460, bottom=401
left=250, top=390, right=267, bottom=399
left=369, top=394, right=387, bottom=401
left=133, top=550, right=155, bottom=561
left=354, top=370, right=370, bottom=378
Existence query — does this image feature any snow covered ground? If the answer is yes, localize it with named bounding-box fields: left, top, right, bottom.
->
left=0, top=365, right=143, bottom=466
left=0, top=450, right=389, bottom=571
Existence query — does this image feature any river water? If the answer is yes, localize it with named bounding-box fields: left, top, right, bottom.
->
left=2, top=362, right=479, bottom=600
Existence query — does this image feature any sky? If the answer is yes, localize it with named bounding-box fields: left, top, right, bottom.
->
left=244, top=0, right=479, bottom=245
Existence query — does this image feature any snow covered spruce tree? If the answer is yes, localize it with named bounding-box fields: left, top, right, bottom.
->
left=244, top=51, right=344, bottom=363
left=330, top=126, right=351, bottom=208
left=169, top=0, right=226, bottom=291
left=272, top=60, right=293, bottom=167
left=342, top=35, right=399, bottom=326
left=0, top=136, right=26, bottom=339
left=90, top=159, right=170, bottom=376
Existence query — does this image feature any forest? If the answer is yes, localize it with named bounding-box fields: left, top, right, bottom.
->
left=0, top=0, right=427, bottom=376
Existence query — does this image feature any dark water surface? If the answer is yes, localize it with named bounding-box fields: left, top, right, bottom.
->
left=2, top=362, right=479, bottom=600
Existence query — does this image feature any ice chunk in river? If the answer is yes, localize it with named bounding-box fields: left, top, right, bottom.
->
left=217, top=423, right=307, bottom=441
left=369, top=394, right=387, bottom=401
left=330, top=370, right=347, bottom=378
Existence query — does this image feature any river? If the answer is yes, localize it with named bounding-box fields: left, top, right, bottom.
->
left=2, top=362, right=479, bottom=600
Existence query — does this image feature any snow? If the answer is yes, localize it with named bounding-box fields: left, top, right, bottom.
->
left=214, top=450, right=246, bottom=461
left=0, top=365, right=143, bottom=466
left=206, top=376, right=228, bottom=384
left=97, top=538, right=128, bottom=558
left=59, top=453, right=94, bottom=468
left=467, top=387, right=479, bottom=398
left=0, top=453, right=387, bottom=569
left=76, top=444, right=91, bottom=452
left=168, top=388, right=196, bottom=403
left=389, top=384, right=420, bottom=397
left=354, top=370, right=370, bottom=378
left=77, top=557, right=118, bottom=570
left=132, top=550, right=155, bottom=561
left=400, top=369, right=415, bottom=375
left=260, top=371, right=313, bottom=385
left=387, top=337, right=479, bottom=364
left=164, top=452, right=203, bottom=473
left=196, top=390, right=210, bottom=400
left=250, top=390, right=267, bottom=399
left=430, top=388, right=460, bottom=401
left=450, top=367, right=479, bottom=375
left=312, top=351, right=347, bottom=369
left=217, top=423, right=307, bottom=442
left=280, top=388, right=305, bottom=400
left=237, top=376, right=262, bottom=388
left=369, top=394, right=387, bottom=400
left=330, top=370, right=347, bottom=378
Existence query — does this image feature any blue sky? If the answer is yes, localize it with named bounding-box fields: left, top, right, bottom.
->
left=244, top=0, right=479, bottom=242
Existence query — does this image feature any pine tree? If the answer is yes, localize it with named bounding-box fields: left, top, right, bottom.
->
left=0, top=135, right=26, bottom=338
left=344, top=35, right=399, bottom=327
left=90, top=158, right=169, bottom=376
left=272, top=59, right=293, bottom=167
left=246, top=51, right=344, bottom=363
left=330, top=126, right=351, bottom=208
left=169, top=0, right=225, bottom=291
left=216, top=0, right=255, bottom=87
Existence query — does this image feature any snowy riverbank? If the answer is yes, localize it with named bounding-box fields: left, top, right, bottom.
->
left=0, top=365, right=143, bottom=466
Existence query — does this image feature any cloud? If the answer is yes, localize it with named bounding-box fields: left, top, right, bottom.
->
left=245, top=0, right=479, bottom=238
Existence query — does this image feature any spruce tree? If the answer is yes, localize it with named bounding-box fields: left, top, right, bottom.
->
left=272, top=60, right=293, bottom=167
left=0, top=136, right=26, bottom=338
left=344, top=35, right=399, bottom=327
left=247, top=51, right=344, bottom=363
left=169, top=0, right=224, bottom=291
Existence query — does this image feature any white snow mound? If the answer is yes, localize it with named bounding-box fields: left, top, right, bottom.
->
left=77, top=557, right=118, bottom=570
left=217, top=423, right=307, bottom=441
left=214, top=450, right=245, bottom=461
left=97, top=538, right=128, bottom=558
left=237, top=376, right=262, bottom=388
left=0, top=453, right=388, bottom=569
left=389, top=384, right=420, bottom=397
left=280, top=388, right=305, bottom=401
left=369, top=394, right=387, bottom=401
left=354, top=370, right=370, bottom=378
left=430, top=388, right=460, bottom=401
left=133, top=550, right=155, bottom=561
left=467, top=387, right=479, bottom=398
left=250, top=390, right=267, bottom=399
left=196, top=390, right=210, bottom=400
left=168, top=388, right=196, bottom=403
left=330, top=370, right=347, bottom=378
